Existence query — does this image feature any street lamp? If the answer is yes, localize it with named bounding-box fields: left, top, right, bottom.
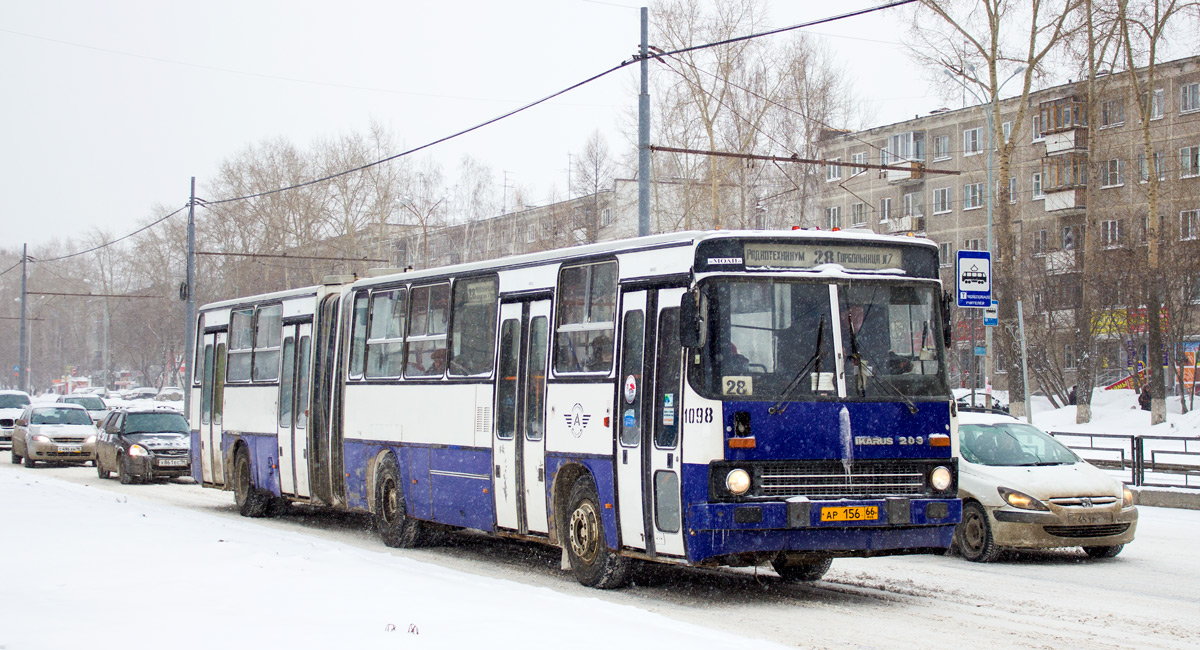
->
left=944, top=66, right=1025, bottom=393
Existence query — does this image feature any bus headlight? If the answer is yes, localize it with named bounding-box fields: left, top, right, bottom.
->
left=726, top=469, right=751, bottom=496
left=930, top=466, right=952, bottom=491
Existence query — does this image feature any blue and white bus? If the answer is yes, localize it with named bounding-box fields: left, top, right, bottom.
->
left=191, top=229, right=961, bottom=588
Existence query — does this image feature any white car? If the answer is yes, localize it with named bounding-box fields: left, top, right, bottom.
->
left=953, top=410, right=1137, bottom=562
left=0, top=390, right=32, bottom=450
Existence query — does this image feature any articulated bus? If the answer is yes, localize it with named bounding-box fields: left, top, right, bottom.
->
left=190, top=229, right=961, bottom=588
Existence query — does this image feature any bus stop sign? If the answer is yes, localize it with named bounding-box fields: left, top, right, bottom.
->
left=956, top=250, right=991, bottom=308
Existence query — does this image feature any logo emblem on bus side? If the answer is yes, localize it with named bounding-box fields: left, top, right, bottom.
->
left=564, top=403, right=591, bottom=438
left=624, top=375, right=637, bottom=403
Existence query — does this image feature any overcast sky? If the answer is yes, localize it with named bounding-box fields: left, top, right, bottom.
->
left=1, top=0, right=936, bottom=250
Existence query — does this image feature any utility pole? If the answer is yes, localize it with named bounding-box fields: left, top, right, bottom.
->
left=183, top=177, right=196, bottom=417
left=18, top=243, right=28, bottom=393
left=637, top=6, right=650, bottom=237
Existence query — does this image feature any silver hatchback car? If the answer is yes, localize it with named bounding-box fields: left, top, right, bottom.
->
left=10, top=404, right=97, bottom=467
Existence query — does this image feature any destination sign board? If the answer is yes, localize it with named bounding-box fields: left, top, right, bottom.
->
left=742, top=244, right=903, bottom=271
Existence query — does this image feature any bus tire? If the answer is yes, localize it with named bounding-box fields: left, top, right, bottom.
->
left=375, top=460, right=422, bottom=548
left=564, top=477, right=630, bottom=589
left=771, top=554, right=833, bottom=582
left=233, top=448, right=268, bottom=517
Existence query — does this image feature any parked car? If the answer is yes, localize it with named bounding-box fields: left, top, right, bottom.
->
left=126, top=387, right=158, bottom=400
left=10, top=403, right=97, bottom=467
left=56, top=394, right=108, bottom=423
left=95, top=407, right=191, bottom=483
left=0, top=390, right=32, bottom=450
left=953, top=410, right=1137, bottom=562
left=155, top=387, right=184, bottom=402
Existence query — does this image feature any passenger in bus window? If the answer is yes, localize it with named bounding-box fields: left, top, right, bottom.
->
left=586, top=334, right=613, bottom=372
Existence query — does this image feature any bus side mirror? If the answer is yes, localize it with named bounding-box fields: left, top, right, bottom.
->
left=941, top=290, right=953, bottom=348
left=679, top=289, right=707, bottom=348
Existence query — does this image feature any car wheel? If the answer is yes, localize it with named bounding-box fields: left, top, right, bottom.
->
left=233, top=448, right=268, bottom=517
left=374, top=458, right=422, bottom=548
left=771, top=554, right=833, bottom=582
left=564, top=476, right=631, bottom=589
left=118, top=455, right=134, bottom=485
left=97, top=458, right=110, bottom=479
left=23, top=452, right=36, bottom=468
left=1083, top=544, right=1124, bottom=559
left=956, top=501, right=1001, bottom=562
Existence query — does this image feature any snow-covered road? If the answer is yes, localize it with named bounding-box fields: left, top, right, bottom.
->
left=3, top=456, right=1198, bottom=649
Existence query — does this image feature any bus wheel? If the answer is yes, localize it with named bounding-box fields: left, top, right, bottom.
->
left=233, top=448, right=268, bottom=517
left=565, top=477, right=630, bottom=589
left=375, top=460, right=422, bottom=548
left=771, top=554, right=833, bottom=582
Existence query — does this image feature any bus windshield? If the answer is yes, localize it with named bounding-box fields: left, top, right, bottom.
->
left=694, top=278, right=948, bottom=401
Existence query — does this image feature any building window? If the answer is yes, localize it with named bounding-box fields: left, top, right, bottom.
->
left=527, top=223, right=537, bottom=243
left=964, top=238, right=983, bottom=251
left=1139, top=153, right=1167, bottom=182
left=1008, top=177, right=1017, bottom=204
left=933, top=134, right=951, bottom=160
left=1182, top=210, right=1199, bottom=241
left=963, top=127, right=983, bottom=156
left=1100, top=159, right=1124, bottom=188
left=1148, top=89, right=1165, bottom=120
left=1063, top=225, right=1078, bottom=250
left=851, top=152, right=867, bottom=175
left=1100, top=99, right=1125, bottom=128
left=851, top=202, right=866, bottom=226
left=1032, top=172, right=1044, bottom=199
left=1182, top=146, right=1200, bottom=178
left=963, top=183, right=984, bottom=210
left=1064, top=343, right=1077, bottom=370
left=1044, top=154, right=1088, bottom=191
left=1141, top=215, right=1150, bottom=244
left=933, top=187, right=952, bottom=214
left=826, top=158, right=842, bottom=182
left=600, top=208, right=613, bottom=227
left=1182, top=83, right=1200, bottom=114
left=1032, top=229, right=1048, bottom=256
left=886, top=131, right=925, bottom=164
left=825, top=206, right=842, bottom=229
left=1032, top=113, right=1044, bottom=141
left=1102, top=219, right=1123, bottom=248
left=903, top=191, right=923, bottom=218
left=879, top=197, right=892, bottom=222
left=938, top=242, right=952, bottom=266
left=1002, top=121, right=1012, bottom=143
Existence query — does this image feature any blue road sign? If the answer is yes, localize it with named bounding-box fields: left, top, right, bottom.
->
left=984, top=300, right=998, bottom=326
left=956, top=250, right=992, bottom=308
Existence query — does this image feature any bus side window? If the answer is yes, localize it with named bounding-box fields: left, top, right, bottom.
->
left=449, top=276, right=498, bottom=377
left=554, top=261, right=616, bottom=374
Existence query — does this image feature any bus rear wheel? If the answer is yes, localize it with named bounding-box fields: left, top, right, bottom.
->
left=771, top=554, right=833, bottom=582
left=564, top=477, right=630, bottom=589
left=233, top=448, right=268, bottom=517
left=375, top=460, right=422, bottom=548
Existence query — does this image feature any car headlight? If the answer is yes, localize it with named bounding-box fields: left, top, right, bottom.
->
left=998, top=487, right=1049, bottom=511
left=128, top=444, right=150, bottom=458
left=930, top=466, right=953, bottom=491
left=1122, top=486, right=1135, bottom=508
left=31, top=434, right=51, bottom=443
left=726, top=469, right=751, bottom=495
left=84, top=435, right=96, bottom=444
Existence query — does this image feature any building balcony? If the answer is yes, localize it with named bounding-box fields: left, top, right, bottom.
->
left=1043, top=187, right=1086, bottom=213
left=1045, top=128, right=1088, bottom=155
left=884, top=215, right=925, bottom=234
left=1044, top=249, right=1077, bottom=274
left=885, top=161, right=925, bottom=185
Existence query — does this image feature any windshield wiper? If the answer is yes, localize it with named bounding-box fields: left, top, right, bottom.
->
left=769, top=316, right=825, bottom=415
left=842, top=306, right=918, bottom=414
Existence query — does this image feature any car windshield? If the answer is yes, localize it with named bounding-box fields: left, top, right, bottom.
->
left=959, top=422, right=1081, bottom=466
left=694, top=278, right=947, bottom=401
left=0, top=394, right=31, bottom=409
left=64, top=396, right=105, bottom=410
left=31, top=408, right=93, bottom=426
left=125, top=412, right=188, bottom=434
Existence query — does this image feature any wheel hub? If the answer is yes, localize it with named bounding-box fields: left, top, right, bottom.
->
left=569, top=501, right=599, bottom=564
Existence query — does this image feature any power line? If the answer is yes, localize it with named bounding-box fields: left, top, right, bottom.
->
left=28, top=204, right=190, bottom=264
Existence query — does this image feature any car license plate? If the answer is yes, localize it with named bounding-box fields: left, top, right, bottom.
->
left=158, top=459, right=188, bottom=467
left=821, top=506, right=879, bottom=522
left=58, top=445, right=83, bottom=453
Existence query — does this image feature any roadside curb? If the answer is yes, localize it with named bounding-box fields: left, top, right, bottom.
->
left=1131, top=486, right=1200, bottom=510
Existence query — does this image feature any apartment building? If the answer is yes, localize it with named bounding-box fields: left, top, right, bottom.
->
left=816, top=55, right=1200, bottom=391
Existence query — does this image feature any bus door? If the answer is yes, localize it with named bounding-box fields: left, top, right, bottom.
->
left=648, top=288, right=686, bottom=557
left=199, top=331, right=227, bottom=486
left=615, top=290, right=647, bottom=550
left=493, top=299, right=551, bottom=535
left=278, top=322, right=313, bottom=498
